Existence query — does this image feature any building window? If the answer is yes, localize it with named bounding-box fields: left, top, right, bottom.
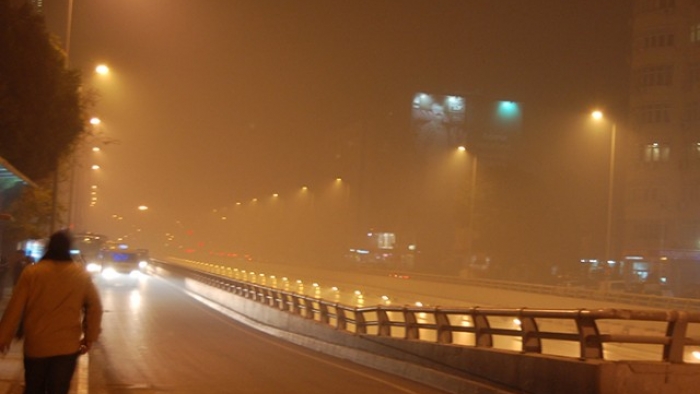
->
left=635, top=65, right=674, bottom=89
left=643, top=143, right=670, bottom=163
left=693, top=24, right=700, bottom=43
left=644, top=32, right=675, bottom=48
left=635, top=104, right=671, bottom=124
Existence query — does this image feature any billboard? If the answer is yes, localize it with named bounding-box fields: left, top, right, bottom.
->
left=411, top=92, right=522, bottom=167
left=411, top=93, right=468, bottom=152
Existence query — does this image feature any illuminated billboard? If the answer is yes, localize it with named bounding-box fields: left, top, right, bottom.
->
left=411, top=93, right=468, bottom=152
left=411, top=92, right=522, bottom=167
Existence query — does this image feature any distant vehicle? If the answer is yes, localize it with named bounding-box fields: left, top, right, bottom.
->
left=88, top=249, right=149, bottom=277
left=73, top=233, right=108, bottom=265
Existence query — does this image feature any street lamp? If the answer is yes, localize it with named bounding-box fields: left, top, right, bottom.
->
left=95, top=64, right=109, bottom=75
left=457, top=146, right=478, bottom=259
left=61, top=1, right=111, bottom=231
left=591, top=110, right=617, bottom=263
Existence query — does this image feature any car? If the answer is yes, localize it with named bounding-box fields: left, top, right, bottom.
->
left=94, top=249, right=149, bottom=277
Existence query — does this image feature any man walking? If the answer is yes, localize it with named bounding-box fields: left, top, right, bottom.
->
left=0, top=231, right=103, bottom=394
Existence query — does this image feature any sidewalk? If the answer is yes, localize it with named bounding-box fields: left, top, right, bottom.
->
left=0, top=290, right=24, bottom=394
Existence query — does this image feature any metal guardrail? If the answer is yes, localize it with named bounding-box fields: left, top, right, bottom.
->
left=155, top=258, right=700, bottom=364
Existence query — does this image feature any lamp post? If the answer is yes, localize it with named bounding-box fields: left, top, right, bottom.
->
left=591, top=110, right=617, bottom=263
left=63, top=0, right=111, bottom=228
left=458, top=146, right=478, bottom=259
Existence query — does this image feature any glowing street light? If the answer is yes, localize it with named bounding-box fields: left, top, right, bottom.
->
left=89, top=117, right=101, bottom=125
left=138, top=205, right=149, bottom=211
left=95, top=64, right=110, bottom=75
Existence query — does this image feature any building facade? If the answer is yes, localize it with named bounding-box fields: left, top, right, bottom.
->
left=625, top=0, right=700, bottom=295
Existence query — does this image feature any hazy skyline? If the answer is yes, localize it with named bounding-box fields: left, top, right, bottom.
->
left=39, top=1, right=633, bottom=264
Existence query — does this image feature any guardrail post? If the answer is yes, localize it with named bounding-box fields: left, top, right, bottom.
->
left=518, top=311, right=541, bottom=353
left=664, top=310, right=689, bottom=363
left=255, top=286, right=264, bottom=302
left=435, top=308, right=453, bottom=344
left=336, top=304, right=347, bottom=331
left=377, top=308, right=391, bottom=337
left=303, top=298, right=315, bottom=319
left=279, top=293, right=290, bottom=311
left=251, top=284, right=260, bottom=300
left=289, top=295, right=299, bottom=315
left=403, top=308, right=419, bottom=340
left=576, top=311, right=602, bottom=359
left=249, top=284, right=259, bottom=301
left=319, top=302, right=330, bottom=324
left=473, top=311, right=492, bottom=347
left=265, top=289, right=276, bottom=307
left=355, top=309, right=367, bottom=334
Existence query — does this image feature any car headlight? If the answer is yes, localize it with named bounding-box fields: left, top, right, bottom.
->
left=101, top=268, right=118, bottom=279
left=86, top=263, right=102, bottom=273
left=138, top=260, right=148, bottom=269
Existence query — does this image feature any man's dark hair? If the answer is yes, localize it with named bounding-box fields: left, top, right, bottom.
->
left=41, top=231, right=73, bottom=262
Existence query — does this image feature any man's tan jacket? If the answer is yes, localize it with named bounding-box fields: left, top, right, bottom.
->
left=0, top=260, right=102, bottom=358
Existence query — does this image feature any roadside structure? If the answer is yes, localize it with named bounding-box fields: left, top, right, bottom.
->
left=0, top=156, right=35, bottom=257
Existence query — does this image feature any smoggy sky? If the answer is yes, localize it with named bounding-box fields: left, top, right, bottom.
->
left=40, top=0, right=633, bottom=253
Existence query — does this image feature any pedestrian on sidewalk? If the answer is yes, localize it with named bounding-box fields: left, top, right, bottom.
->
left=0, top=230, right=103, bottom=394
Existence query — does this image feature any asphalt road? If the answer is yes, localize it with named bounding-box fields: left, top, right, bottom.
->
left=87, top=273, right=450, bottom=394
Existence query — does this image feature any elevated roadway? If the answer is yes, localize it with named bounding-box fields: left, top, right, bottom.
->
left=173, top=257, right=700, bottom=363
left=147, top=256, right=700, bottom=394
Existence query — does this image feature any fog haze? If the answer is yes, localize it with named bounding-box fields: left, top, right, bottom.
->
left=41, top=1, right=633, bottom=275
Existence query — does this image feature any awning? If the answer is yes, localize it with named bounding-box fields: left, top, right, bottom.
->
left=0, top=156, right=35, bottom=218
left=0, top=156, right=35, bottom=191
